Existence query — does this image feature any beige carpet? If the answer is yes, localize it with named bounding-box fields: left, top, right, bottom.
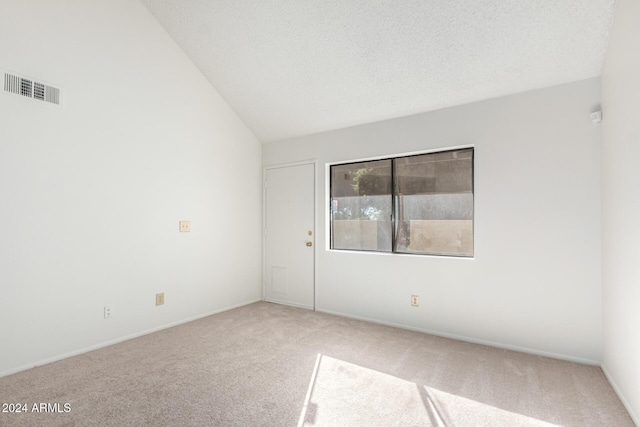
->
left=0, top=302, right=633, bottom=426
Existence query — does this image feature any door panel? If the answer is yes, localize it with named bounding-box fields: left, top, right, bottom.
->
left=264, top=163, right=315, bottom=309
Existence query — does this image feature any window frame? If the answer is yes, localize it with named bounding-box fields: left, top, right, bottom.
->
left=329, top=146, right=474, bottom=258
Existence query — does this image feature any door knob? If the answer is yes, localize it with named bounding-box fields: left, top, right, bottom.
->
left=306, top=241, right=312, bottom=247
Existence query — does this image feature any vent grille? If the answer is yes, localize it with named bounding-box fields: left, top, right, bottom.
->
left=34, top=82, right=45, bottom=100
left=20, top=78, right=32, bottom=97
left=3, top=72, right=61, bottom=105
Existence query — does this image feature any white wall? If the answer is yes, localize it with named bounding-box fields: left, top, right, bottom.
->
left=601, top=0, right=640, bottom=423
left=264, top=78, right=603, bottom=363
left=0, top=0, right=262, bottom=376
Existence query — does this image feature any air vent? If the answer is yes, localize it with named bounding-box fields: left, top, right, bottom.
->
left=3, top=72, right=61, bottom=106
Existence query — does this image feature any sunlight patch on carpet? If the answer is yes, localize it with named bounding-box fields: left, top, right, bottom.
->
left=298, top=354, right=561, bottom=427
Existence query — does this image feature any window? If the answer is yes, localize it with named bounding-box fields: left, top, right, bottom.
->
left=331, top=159, right=393, bottom=252
left=330, top=148, right=473, bottom=257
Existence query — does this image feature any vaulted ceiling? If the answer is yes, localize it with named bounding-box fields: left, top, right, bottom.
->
left=140, top=0, right=616, bottom=143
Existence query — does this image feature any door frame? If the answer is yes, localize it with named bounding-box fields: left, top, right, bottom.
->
left=263, top=159, right=317, bottom=310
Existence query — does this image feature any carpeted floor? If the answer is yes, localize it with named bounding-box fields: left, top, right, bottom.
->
left=0, top=302, right=634, bottom=426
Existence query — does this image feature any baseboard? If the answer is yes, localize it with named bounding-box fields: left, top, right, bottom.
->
left=316, top=307, right=601, bottom=366
left=601, top=364, right=640, bottom=426
left=0, top=298, right=262, bottom=378
left=264, top=298, right=313, bottom=310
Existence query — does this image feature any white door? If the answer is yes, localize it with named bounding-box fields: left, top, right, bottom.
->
left=264, top=163, right=315, bottom=309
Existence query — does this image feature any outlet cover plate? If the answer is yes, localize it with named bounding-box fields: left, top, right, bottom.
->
left=411, top=295, right=419, bottom=307
left=179, top=221, right=191, bottom=232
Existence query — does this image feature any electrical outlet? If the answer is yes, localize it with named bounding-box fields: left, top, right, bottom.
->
left=411, top=295, right=419, bottom=307
left=104, top=306, right=112, bottom=318
left=156, top=292, right=165, bottom=306
left=179, top=221, right=191, bottom=232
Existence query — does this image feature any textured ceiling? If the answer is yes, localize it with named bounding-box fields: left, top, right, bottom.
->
left=140, top=0, right=616, bottom=143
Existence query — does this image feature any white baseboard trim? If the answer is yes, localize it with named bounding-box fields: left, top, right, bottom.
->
left=316, top=307, right=601, bottom=366
left=601, top=364, right=639, bottom=426
left=263, top=298, right=313, bottom=310
left=0, top=298, right=262, bottom=378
